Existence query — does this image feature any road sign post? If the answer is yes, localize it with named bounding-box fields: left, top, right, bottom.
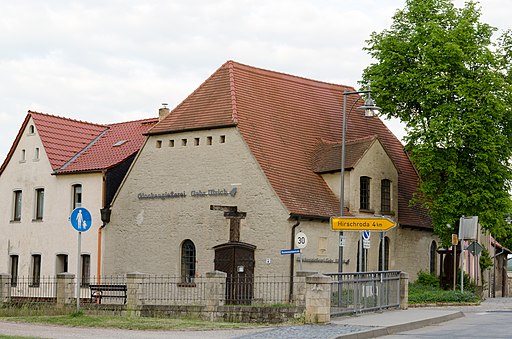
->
left=295, top=232, right=307, bottom=271
left=330, top=216, right=396, bottom=231
left=331, top=216, right=395, bottom=273
left=70, top=207, right=92, bottom=311
left=280, top=249, right=301, bottom=255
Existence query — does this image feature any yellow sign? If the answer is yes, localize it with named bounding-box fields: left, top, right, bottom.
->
left=451, top=234, right=458, bottom=246
left=331, top=216, right=396, bottom=231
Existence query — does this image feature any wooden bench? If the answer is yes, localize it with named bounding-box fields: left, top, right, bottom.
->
left=89, top=284, right=127, bottom=304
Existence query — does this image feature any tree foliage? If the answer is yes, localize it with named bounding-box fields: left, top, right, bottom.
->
left=362, top=0, right=512, bottom=247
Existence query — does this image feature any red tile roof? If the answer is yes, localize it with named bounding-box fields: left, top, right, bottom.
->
left=31, top=111, right=108, bottom=171
left=0, top=111, right=157, bottom=176
left=57, top=118, right=158, bottom=174
left=312, top=136, right=384, bottom=173
left=148, top=61, right=431, bottom=229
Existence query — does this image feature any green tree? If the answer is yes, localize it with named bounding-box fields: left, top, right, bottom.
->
left=362, top=0, right=512, bottom=247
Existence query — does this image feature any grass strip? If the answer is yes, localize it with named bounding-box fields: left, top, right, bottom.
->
left=0, top=313, right=268, bottom=331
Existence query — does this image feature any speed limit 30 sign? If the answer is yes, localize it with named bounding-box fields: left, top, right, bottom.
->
left=295, top=232, right=308, bottom=249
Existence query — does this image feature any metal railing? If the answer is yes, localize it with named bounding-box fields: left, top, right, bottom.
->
left=225, top=274, right=292, bottom=305
left=6, top=274, right=298, bottom=306
left=10, top=276, right=57, bottom=303
left=140, top=275, right=207, bottom=305
left=326, top=270, right=400, bottom=316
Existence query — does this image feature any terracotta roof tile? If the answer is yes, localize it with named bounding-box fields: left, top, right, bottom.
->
left=56, top=118, right=158, bottom=174
left=30, top=111, right=107, bottom=171
left=312, top=136, right=378, bottom=173
left=0, top=111, right=157, bottom=176
left=149, top=61, right=431, bottom=229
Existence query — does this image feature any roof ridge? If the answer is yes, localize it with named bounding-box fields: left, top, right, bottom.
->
left=229, top=60, right=355, bottom=91
left=28, top=110, right=106, bottom=128
left=228, top=61, right=239, bottom=123
left=107, top=117, right=159, bottom=127
left=159, top=61, right=238, bottom=125
left=346, top=135, right=377, bottom=144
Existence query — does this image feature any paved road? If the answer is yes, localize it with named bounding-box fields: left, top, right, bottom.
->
left=1, top=298, right=511, bottom=339
left=0, top=320, right=371, bottom=339
left=383, top=309, right=512, bottom=338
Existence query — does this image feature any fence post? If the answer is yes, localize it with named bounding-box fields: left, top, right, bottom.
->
left=399, top=272, right=409, bottom=310
left=294, top=270, right=317, bottom=307
left=305, top=273, right=331, bottom=324
left=204, top=270, right=227, bottom=321
left=126, top=272, right=145, bottom=317
left=0, top=273, right=10, bottom=304
left=56, top=273, right=75, bottom=307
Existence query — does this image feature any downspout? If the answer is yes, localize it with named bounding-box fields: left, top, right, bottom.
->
left=289, top=218, right=301, bottom=303
left=97, top=170, right=109, bottom=284
left=97, top=223, right=105, bottom=284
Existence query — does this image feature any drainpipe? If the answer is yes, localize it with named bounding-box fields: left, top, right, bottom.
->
left=289, top=219, right=301, bottom=303
left=97, top=225, right=104, bottom=284
left=98, top=207, right=111, bottom=283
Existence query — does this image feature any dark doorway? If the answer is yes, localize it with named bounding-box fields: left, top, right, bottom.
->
left=214, top=242, right=256, bottom=305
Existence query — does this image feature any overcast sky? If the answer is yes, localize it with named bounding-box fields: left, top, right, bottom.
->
left=0, top=0, right=509, bottom=162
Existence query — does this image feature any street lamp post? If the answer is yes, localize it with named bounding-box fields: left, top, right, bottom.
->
left=338, top=86, right=380, bottom=274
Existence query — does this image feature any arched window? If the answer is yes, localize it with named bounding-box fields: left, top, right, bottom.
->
left=181, top=240, right=196, bottom=283
left=430, top=241, right=437, bottom=274
left=379, top=236, right=390, bottom=271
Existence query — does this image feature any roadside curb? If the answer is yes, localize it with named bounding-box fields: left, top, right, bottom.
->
left=335, top=311, right=464, bottom=338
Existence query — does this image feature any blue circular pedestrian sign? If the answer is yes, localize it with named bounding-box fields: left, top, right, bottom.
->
left=70, top=207, right=92, bottom=232
left=362, top=230, right=371, bottom=240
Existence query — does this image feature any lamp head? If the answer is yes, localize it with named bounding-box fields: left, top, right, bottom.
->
left=358, top=94, right=381, bottom=117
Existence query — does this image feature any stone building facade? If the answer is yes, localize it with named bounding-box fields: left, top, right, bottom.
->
left=103, top=61, right=437, bottom=283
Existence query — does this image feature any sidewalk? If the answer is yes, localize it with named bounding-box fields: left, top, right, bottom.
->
left=327, top=297, right=512, bottom=338
left=0, top=298, right=511, bottom=339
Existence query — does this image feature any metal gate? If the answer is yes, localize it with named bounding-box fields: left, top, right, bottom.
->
left=327, top=270, right=401, bottom=315
left=213, top=242, right=256, bottom=305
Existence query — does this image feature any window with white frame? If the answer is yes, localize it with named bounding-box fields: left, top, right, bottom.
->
left=35, top=188, right=44, bottom=220
left=10, top=255, right=19, bottom=287
left=30, top=254, right=41, bottom=287
left=13, top=190, right=22, bottom=221
left=72, top=184, right=82, bottom=210
left=81, top=254, right=91, bottom=287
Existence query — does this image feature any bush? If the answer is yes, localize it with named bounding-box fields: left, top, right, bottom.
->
left=408, top=282, right=479, bottom=304
left=416, top=270, right=439, bottom=288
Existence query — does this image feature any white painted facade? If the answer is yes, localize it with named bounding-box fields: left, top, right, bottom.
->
left=0, top=118, right=102, bottom=280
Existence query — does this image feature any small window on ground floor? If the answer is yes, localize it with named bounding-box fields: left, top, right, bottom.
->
left=181, top=240, right=196, bottom=284
left=10, top=255, right=19, bottom=287
left=30, top=254, right=41, bottom=287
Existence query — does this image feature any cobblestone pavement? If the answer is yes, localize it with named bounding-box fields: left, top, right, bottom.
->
left=0, top=320, right=371, bottom=339
left=234, top=324, right=372, bottom=339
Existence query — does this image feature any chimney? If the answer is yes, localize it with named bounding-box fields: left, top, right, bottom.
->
left=159, top=103, right=170, bottom=121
